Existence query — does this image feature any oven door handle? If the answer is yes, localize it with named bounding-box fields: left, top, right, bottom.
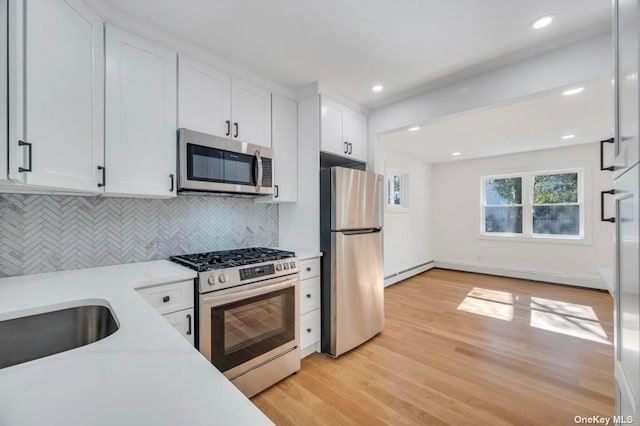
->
left=201, top=276, right=297, bottom=306
left=254, top=150, right=263, bottom=192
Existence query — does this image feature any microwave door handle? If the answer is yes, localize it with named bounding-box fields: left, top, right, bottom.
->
left=255, top=150, right=263, bottom=191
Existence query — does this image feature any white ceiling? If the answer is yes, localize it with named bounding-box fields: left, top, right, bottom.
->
left=102, top=0, right=611, bottom=108
left=378, top=77, right=614, bottom=163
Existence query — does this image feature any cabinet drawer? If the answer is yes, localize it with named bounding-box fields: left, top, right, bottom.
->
left=163, top=308, right=195, bottom=346
left=137, top=280, right=194, bottom=315
left=300, top=309, right=320, bottom=348
left=300, top=276, right=320, bottom=315
left=299, top=258, right=320, bottom=280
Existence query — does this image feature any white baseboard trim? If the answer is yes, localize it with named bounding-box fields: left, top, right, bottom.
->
left=434, top=260, right=606, bottom=290
left=384, top=261, right=435, bottom=287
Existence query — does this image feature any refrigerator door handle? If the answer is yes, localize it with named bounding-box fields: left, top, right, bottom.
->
left=337, top=228, right=382, bottom=235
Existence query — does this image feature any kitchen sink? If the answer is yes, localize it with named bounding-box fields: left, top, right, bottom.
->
left=0, top=304, right=119, bottom=369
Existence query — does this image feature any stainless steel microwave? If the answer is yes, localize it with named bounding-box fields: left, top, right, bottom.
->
left=177, top=128, right=273, bottom=196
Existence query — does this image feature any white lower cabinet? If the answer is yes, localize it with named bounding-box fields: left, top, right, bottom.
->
left=137, top=279, right=195, bottom=346
left=298, top=256, right=321, bottom=358
left=163, top=308, right=195, bottom=346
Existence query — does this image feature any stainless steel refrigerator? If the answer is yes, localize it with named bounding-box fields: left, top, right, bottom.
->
left=320, top=167, right=384, bottom=357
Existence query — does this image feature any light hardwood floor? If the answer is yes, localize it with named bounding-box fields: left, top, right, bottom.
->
left=252, top=269, right=614, bottom=426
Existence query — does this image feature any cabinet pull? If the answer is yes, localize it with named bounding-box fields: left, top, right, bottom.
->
left=18, top=140, right=32, bottom=173
left=274, top=184, right=279, bottom=198
left=348, top=143, right=353, bottom=155
left=234, top=122, right=239, bottom=138
left=344, top=141, right=348, bottom=154
left=601, top=189, right=616, bottom=222
left=169, top=173, right=175, bottom=192
left=162, top=296, right=171, bottom=303
left=97, top=166, right=106, bottom=188
left=306, top=267, right=311, bottom=272
left=186, top=314, right=192, bottom=336
left=306, top=328, right=312, bottom=333
left=600, top=138, right=615, bottom=171
left=306, top=293, right=311, bottom=298
left=225, top=120, right=231, bottom=137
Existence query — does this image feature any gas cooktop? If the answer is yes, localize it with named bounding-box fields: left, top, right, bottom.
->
left=170, top=247, right=295, bottom=272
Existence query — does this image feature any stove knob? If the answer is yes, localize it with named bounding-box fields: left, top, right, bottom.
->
left=208, top=275, right=216, bottom=286
left=218, top=273, right=227, bottom=284
left=275, top=264, right=283, bottom=271
left=290, top=261, right=296, bottom=269
left=283, top=263, right=290, bottom=270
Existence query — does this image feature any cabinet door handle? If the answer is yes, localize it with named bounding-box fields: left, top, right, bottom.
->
left=306, top=267, right=311, bottom=272
left=18, top=140, right=32, bottom=173
left=169, top=173, right=175, bottom=192
left=162, top=296, right=171, bottom=303
left=274, top=184, right=279, bottom=198
left=225, top=120, right=231, bottom=137
left=306, top=293, right=311, bottom=298
left=186, top=314, right=192, bottom=336
left=601, top=189, right=616, bottom=222
left=306, top=328, right=312, bottom=333
left=234, top=122, right=239, bottom=138
left=600, top=138, right=615, bottom=171
left=97, top=165, right=106, bottom=188
left=344, top=141, right=348, bottom=154
left=348, top=142, right=353, bottom=155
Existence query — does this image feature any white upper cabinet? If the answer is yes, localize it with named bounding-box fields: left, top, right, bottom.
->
left=231, top=77, right=271, bottom=147
left=320, top=96, right=367, bottom=163
left=177, top=57, right=272, bottom=147
left=615, top=0, right=639, bottom=177
left=320, top=97, right=346, bottom=157
left=105, top=25, right=177, bottom=198
left=345, top=109, right=368, bottom=162
left=178, top=55, right=232, bottom=138
left=9, top=0, right=104, bottom=191
left=270, top=94, right=297, bottom=202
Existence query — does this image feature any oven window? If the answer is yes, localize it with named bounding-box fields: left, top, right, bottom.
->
left=187, top=144, right=224, bottom=182
left=211, top=286, right=295, bottom=372
left=224, top=152, right=256, bottom=186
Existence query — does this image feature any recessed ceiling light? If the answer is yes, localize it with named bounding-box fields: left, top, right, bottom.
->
left=452, top=152, right=461, bottom=156
left=563, top=87, right=584, bottom=96
left=408, top=126, right=420, bottom=132
left=371, top=85, right=383, bottom=92
left=562, top=134, right=575, bottom=140
left=530, top=15, right=555, bottom=30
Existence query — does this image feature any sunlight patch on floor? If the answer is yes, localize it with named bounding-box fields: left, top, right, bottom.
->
left=457, top=287, right=514, bottom=321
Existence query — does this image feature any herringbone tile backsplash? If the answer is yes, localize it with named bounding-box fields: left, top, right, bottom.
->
left=0, top=194, right=278, bottom=277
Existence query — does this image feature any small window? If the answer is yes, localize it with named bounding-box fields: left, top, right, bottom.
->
left=388, top=174, right=404, bottom=206
left=483, top=177, right=523, bottom=234
left=532, top=172, right=579, bottom=236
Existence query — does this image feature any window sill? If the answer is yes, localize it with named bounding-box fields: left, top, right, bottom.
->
left=477, top=233, right=591, bottom=246
left=386, top=206, right=411, bottom=214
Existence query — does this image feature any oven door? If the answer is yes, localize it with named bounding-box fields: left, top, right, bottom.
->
left=199, top=275, right=299, bottom=379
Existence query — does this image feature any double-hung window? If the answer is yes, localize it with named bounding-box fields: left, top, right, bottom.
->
left=481, top=169, right=583, bottom=240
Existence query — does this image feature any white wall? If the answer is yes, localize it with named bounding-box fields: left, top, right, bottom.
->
left=375, top=143, right=433, bottom=286
left=431, top=142, right=614, bottom=289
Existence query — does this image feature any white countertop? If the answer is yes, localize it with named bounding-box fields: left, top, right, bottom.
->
left=0, top=261, right=272, bottom=426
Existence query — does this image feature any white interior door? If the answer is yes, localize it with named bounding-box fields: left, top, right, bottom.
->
left=20, top=0, right=103, bottom=191
left=178, top=55, right=232, bottom=138
left=231, top=77, right=271, bottom=147
left=105, top=25, right=177, bottom=197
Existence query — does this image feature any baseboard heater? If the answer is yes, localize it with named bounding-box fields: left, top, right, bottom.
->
left=384, top=261, right=434, bottom=286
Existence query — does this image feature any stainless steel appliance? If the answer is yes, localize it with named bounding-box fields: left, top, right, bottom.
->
left=319, top=167, right=385, bottom=357
left=177, top=128, right=274, bottom=196
left=170, top=248, right=299, bottom=397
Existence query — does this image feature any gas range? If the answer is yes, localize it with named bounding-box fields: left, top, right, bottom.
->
left=170, top=247, right=298, bottom=293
